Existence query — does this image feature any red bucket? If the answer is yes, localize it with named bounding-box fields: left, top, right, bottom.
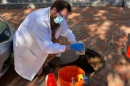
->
left=58, top=66, right=85, bottom=86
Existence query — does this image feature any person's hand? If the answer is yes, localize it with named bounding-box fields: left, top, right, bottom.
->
left=70, top=43, right=85, bottom=52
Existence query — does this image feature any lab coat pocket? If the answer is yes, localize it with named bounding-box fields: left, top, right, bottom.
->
left=23, top=49, right=37, bottom=63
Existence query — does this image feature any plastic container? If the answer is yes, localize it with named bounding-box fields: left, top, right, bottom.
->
left=126, top=46, right=130, bottom=58
left=58, top=66, right=85, bottom=86
left=46, top=73, right=57, bottom=86
left=76, top=41, right=85, bottom=55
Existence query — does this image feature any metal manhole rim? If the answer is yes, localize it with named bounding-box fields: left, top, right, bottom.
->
left=80, top=48, right=105, bottom=74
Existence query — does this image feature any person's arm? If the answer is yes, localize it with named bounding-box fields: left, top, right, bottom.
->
left=60, top=20, right=77, bottom=44
left=33, top=21, right=71, bottom=54
left=33, top=20, right=84, bottom=54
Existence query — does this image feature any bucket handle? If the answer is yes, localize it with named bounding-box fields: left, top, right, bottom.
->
left=71, top=77, right=75, bottom=86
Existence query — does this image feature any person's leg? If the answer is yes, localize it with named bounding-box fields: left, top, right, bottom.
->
left=37, top=65, right=43, bottom=75
left=37, top=54, right=56, bottom=75
left=56, top=36, right=70, bottom=45
left=43, top=54, right=57, bottom=67
left=37, top=36, right=69, bottom=75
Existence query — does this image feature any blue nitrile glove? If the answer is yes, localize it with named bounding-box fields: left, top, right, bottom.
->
left=70, top=43, right=84, bottom=52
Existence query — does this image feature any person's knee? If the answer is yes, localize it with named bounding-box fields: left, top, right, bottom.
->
left=57, top=36, right=69, bottom=45
left=37, top=66, right=43, bottom=75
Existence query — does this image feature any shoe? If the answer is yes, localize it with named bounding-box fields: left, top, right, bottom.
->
left=122, top=51, right=130, bottom=62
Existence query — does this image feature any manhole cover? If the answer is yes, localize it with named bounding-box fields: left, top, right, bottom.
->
left=49, top=50, right=79, bottom=67
left=49, top=48, right=105, bottom=75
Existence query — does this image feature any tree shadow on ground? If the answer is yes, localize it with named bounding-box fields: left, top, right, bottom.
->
left=68, top=6, right=130, bottom=86
left=0, top=6, right=130, bottom=86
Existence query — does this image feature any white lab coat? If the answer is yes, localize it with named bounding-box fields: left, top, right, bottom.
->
left=13, top=7, right=77, bottom=81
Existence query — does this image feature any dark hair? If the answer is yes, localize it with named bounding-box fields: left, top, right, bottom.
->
left=51, top=0, right=72, bottom=13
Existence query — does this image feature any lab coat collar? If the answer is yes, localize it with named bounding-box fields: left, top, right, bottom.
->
left=46, top=7, right=51, bottom=31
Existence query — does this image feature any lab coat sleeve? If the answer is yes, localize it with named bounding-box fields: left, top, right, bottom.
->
left=60, top=21, right=77, bottom=44
left=33, top=21, right=66, bottom=54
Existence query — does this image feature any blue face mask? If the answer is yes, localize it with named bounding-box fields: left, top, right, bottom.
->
left=54, top=16, right=64, bottom=24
